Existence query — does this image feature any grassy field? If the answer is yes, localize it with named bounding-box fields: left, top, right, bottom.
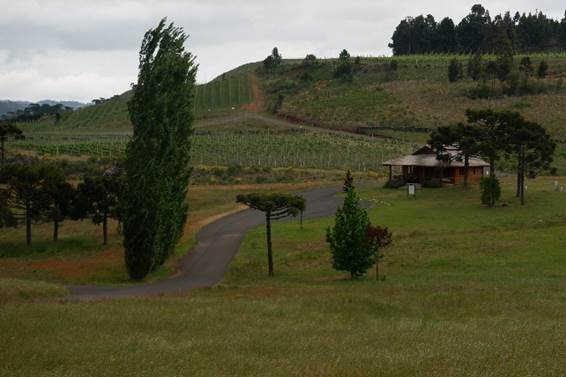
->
left=2, top=177, right=566, bottom=375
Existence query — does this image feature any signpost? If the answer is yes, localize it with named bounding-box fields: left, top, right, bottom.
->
left=407, top=183, right=416, bottom=199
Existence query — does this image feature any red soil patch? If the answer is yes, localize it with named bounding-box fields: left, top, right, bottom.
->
left=242, top=75, right=265, bottom=112
left=28, top=248, right=123, bottom=280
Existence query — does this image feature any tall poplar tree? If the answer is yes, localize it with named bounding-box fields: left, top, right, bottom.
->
left=124, top=19, right=197, bottom=280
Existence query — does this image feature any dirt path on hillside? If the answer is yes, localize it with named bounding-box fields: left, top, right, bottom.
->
left=241, top=75, right=265, bottom=112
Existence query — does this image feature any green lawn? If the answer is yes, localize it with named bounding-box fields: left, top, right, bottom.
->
left=2, top=177, right=566, bottom=376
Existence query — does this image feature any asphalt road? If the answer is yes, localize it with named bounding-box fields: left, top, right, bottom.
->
left=66, top=186, right=345, bottom=300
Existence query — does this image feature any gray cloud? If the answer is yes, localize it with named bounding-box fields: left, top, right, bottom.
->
left=0, top=0, right=564, bottom=102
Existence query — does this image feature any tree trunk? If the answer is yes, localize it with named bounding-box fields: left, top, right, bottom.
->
left=265, top=211, right=274, bottom=276
left=489, top=158, right=496, bottom=208
left=0, top=138, right=5, bottom=167
left=25, top=200, right=32, bottom=246
left=520, top=145, right=526, bottom=206
left=463, top=154, right=469, bottom=188
left=103, top=212, right=108, bottom=246
left=515, top=159, right=522, bottom=198
left=266, top=212, right=274, bottom=276
left=53, top=220, right=59, bottom=242
left=300, top=211, right=303, bottom=230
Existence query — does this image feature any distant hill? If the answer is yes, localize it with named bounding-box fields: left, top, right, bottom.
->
left=0, top=101, right=30, bottom=118
left=0, top=99, right=87, bottom=119
left=22, top=73, right=255, bottom=131
left=37, top=100, right=86, bottom=109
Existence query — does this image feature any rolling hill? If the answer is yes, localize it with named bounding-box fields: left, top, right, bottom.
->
left=12, top=53, right=566, bottom=173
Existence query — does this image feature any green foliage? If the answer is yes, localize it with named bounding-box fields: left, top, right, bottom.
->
left=0, top=164, right=59, bottom=245
left=327, top=187, right=374, bottom=279
left=448, top=58, right=464, bottom=82
left=335, top=49, right=353, bottom=81
left=537, top=60, right=549, bottom=78
left=467, top=52, right=483, bottom=81
left=303, top=54, right=317, bottom=66
left=0, top=123, right=24, bottom=166
left=390, top=5, right=565, bottom=55
left=0, top=189, right=15, bottom=228
left=480, top=175, right=501, bottom=206
left=76, top=174, right=123, bottom=245
left=263, top=47, right=282, bottom=73
left=519, top=56, right=534, bottom=75
left=124, top=19, right=197, bottom=280
left=343, top=170, right=354, bottom=192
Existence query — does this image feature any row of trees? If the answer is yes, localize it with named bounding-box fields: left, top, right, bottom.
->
left=390, top=5, right=566, bottom=55
left=2, top=20, right=197, bottom=282
left=0, top=163, right=123, bottom=246
left=429, top=110, right=555, bottom=207
left=449, top=54, right=549, bottom=83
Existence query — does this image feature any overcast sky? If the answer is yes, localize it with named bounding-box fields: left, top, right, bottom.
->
left=0, top=0, right=564, bottom=102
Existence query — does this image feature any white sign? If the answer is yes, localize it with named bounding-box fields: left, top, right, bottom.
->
left=408, top=184, right=416, bottom=197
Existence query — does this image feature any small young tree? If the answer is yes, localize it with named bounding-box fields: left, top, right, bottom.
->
left=519, top=56, right=533, bottom=76
left=237, top=193, right=305, bottom=276
left=0, top=123, right=24, bottom=167
left=327, top=187, right=373, bottom=279
left=366, top=225, right=392, bottom=281
left=537, top=60, right=548, bottom=78
left=343, top=170, right=355, bottom=192
left=335, top=49, right=353, bottom=81
left=448, top=59, right=463, bottom=82
left=467, top=52, right=483, bottom=81
left=480, top=176, right=501, bottom=207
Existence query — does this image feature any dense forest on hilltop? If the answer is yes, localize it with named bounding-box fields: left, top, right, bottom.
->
left=390, top=4, right=566, bottom=54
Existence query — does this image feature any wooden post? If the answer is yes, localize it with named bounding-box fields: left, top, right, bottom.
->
left=388, top=165, right=392, bottom=182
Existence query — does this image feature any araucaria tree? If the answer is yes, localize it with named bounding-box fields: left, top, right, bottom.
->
left=236, top=193, right=306, bottom=276
left=124, top=19, right=197, bottom=280
left=1, top=164, right=52, bottom=246
left=0, top=123, right=24, bottom=167
left=76, top=175, right=122, bottom=245
left=327, top=181, right=378, bottom=279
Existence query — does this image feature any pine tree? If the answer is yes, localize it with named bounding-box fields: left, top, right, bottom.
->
left=124, top=19, right=197, bottom=280
left=537, top=60, right=548, bottom=78
left=467, top=52, right=483, bottom=81
left=343, top=170, right=355, bottom=192
left=327, top=187, right=373, bottom=279
left=448, top=59, right=463, bottom=82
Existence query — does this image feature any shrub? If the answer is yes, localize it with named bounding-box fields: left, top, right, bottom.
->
left=480, top=175, right=501, bottom=207
left=537, top=60, right=549, bottom=78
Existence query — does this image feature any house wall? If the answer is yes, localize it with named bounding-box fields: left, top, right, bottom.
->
left=453, top=166, right=485, bottom=184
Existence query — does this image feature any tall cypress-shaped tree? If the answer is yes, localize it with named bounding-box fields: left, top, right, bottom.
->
left=124, top=19, right=197, bottom=280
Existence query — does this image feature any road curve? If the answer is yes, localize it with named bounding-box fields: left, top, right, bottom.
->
left=66, top=186, right=345, bottom=300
